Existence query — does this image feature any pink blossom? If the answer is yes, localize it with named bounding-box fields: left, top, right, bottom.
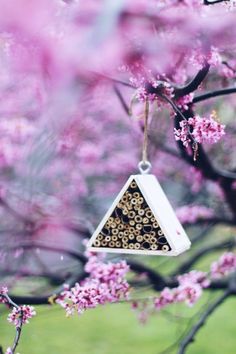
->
left=174, top=120, right=191, bottom=147
left=0, top=286, right=8, bottom=295
left=4, top=349, right=20, bottom=354
left=211, top=252, right=236, bottom=279
left=219, top=61, right=236, bottom=78
left=153, top=252, right=236, bottom=314
left=154, top=274, right=206, bottom=310
left=190, top=46, right=222, bottom=69
left=85, top=257, right=129, bottom=282
left=178, top=270, right=210, bottom=288
left=8, top=305, right=36, bottom=327
left=137, top=309, right=149, bottom=325
left=189, top=114, right=225, bottom=144
left=57, top=282, right=105, bottom=316
left=174, top=114, right=225, bottom=147
left=57, top=256, right=130, bottom=316
left=176, top=205, right=214, bottom=224
left=0, top=286, right=9, bottom=304
left=130, top=75, right=174, bottom=103
left=176, top=283, right=202, bottom=307
left=176, top=93, right=194, bottom=110
left=154, top=287, right=175, bottom=310
left=131, top=301, right=139, bottom=309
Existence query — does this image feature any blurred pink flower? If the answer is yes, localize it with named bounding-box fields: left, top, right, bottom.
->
left=178, top=270, right=210, bottom=288
left=211, top=252, right=236, bottom=279
left=176, top=205, right=214, bottom=224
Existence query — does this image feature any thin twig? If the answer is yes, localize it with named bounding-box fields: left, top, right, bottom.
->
left=157, top=293, right=213, bottom=354
left=193, top=87, right=236, bottom=103
left=91, top=71, right=133, bottom=88
left=0, top=294, right=24, bottom=354
left=178, top=289, right=231, bottom=354
left=204, top=0, right=230, bottom=4
left=113, top=85, right=130, bottom=115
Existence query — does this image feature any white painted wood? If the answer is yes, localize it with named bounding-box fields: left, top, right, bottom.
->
left=135, top=174, right=191, bottom=255
left=87, top=174, right=191, bottom=256
left=87, top=175, right=134, bottom=250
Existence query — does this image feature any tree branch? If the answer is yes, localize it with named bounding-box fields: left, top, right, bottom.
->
left=175, top=108, right=220, bottom=179
left=6, top=243, right=87, bottom=305
left=193, top=87, right=236, bottom=103
left=128, top=260, right=167, bottom=291
left=178, top=289, right=231, bottom=354
left=204, top=0, right=230, bottom=4
left=183, top=217, right=236, bottom=227
left=174, top=64, right=210, bottom=98
left=174, top=106, right=236, bottom=216
left=113, top=85, right=130, bottom=115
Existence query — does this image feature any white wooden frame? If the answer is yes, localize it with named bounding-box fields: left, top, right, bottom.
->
left=87, top=174, right=191, bottom=256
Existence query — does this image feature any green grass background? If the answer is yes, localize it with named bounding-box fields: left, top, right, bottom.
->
left=0, top=294, right=236, bottom=354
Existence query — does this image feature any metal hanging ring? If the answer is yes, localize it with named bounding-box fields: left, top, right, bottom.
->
left=138, top=160, right=152, bottom=174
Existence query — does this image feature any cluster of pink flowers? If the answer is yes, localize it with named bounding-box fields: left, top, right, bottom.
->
left=8, top=305, right=36, bottom=327
left=189, top=114, right=225, bottom=144
left=154, top=270, right=209, bottom=309
left=174, top=119, right=191, bottom=147
left=176, top=205, right=214, bottom=224
left=220, top=62, right=236, bottom=79
left=178, top=270, right=210, bottom=288
left=174, top=114, right=225, bottom=147
left=56, top=255, right=130, bottom=316
left=190, top=46, right=222, bottom=69
left=211, top=252, right=236, bottom=279
left=0, top=286, right=8, bottom=304
left=0, top=287, right=36, bottom=328
left=2, top=252, right=236, bottom=335
left=176, top=93, right=194, bottom=110
left=153, top=252, right=236, bottom=312
left=130, top=75, right=174, bottom=103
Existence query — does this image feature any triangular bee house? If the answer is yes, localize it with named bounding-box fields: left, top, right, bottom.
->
left=87, top=175, right=191, bottom=256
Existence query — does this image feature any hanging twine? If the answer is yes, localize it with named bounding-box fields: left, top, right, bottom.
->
left=142, top=98, right=149, bottom=163
left=138, top=98, right=151, bottom=174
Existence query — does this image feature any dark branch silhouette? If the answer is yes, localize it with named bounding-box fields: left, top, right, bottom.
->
left=193, top=87, right=236, bottom=103
left=174, top=64, right=210, bottom=98
left=204, top=0, right=230, bottom=4
left=178, top=289, right=231, bottom=354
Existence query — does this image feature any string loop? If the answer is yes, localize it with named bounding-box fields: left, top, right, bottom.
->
left=138, top=160, right=152, bottom=174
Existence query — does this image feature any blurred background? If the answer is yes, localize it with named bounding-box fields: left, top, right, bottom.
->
left=0, top=0, right=236, bottom=353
